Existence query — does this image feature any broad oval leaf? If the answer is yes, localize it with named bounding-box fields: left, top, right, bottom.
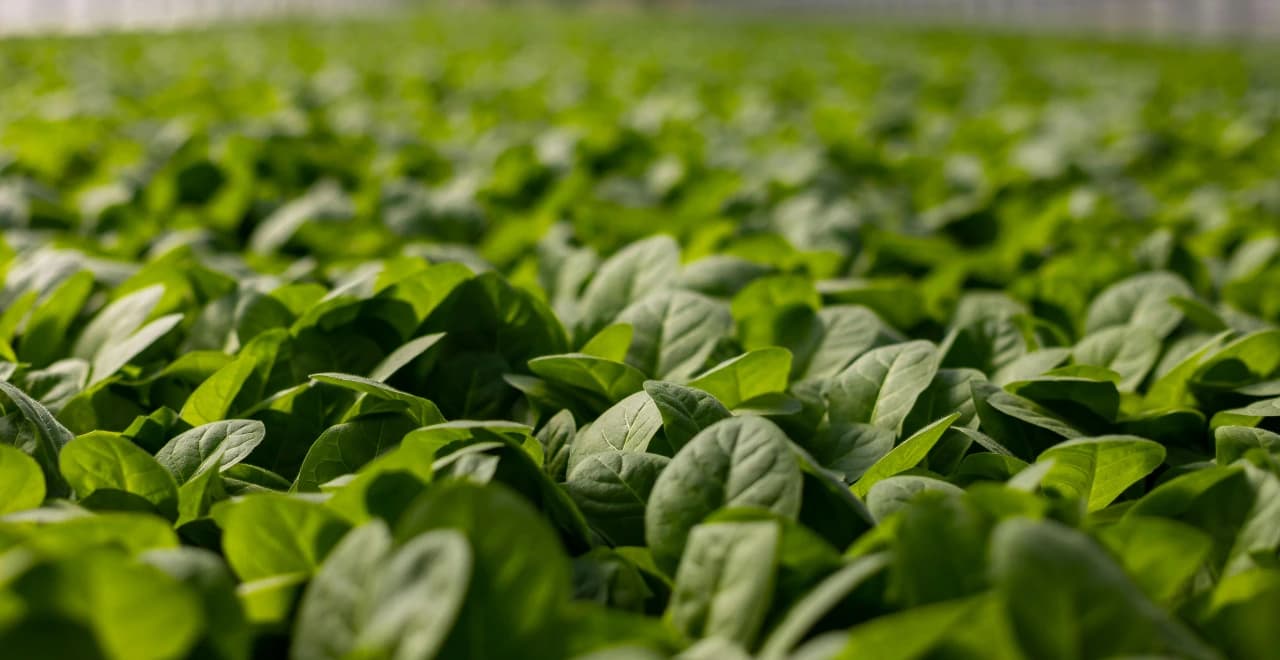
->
left=1084, top=271, right=1193, bottom=339
left=645, top=416, right=803, bottom=573
left=568, top=391, right=663, bottom=472
left=667, top=520, right=781, bottom=648
left=1036, top=435, right=1166, bottom=512
left=155, top=419, right=266, bottom=484
left=565, top=450, right=670, bottom=547
left=60, top=431, right=179, bottom=519
left=825, top=340, right=939, bottom=434
left=643, top=380, right=732, bottom=452
left=0, top=443, right=45, bottom=514
left=616, top=291, right=733, bottom=381
left=214, top=493, right=352, bottom=581
left=577, top=235, right=681, bottom=340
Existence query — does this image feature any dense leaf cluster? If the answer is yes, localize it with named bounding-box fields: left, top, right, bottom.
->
left=2, top=12, right=1280, bottom=660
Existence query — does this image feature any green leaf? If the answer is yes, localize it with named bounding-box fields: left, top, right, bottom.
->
left=176, top=460, right=228, bottom=526
left=804, top=422, right=894, bottom=484
left=141, top=547, right=252, bottom=660
left=1084, top=271, right=1192, bottom=339
left=833, top=596, right=977, bottom=660
left=1215, top=425, right=1280, bottom=465
left=581, top=323, right=634, bottom=362
left=181, top=329, right=286, bottom=426
left=617, top=291, right=733, bottom=380
left=757, top=553, right=890, bottom=660
left=1145, top=331, right=1232, bottom=408
left=292, top=521, right=473, bottom=660
left=0, top=379, right=73, bottom=497
left=688, top=347, right=792, bottom=409
left=887, top=489, right=988, bottom=606
left=643, top=380, right=732, bottom=452
left=18, top=270, right=94, bottom=368
left=991, top=347, right=1072, bottom=387
left=350, top=529, right=473, bottom=659
left=1211, top=395, right=1280, bottom=429
left=529, top=353, right=647, bottom=403
left=576, top=235, right=680, bottom=340
left=826, top=340, right=938, bottom=433
left=565, top=450, right=670, bottom=546
left=396, top=481, right=571, bottom=659
left=294, top=413, right=419, bottom=492
left=797, top=306, right=901, bottom=383
left=60, top=431, right=179, bottom=518
left=292, top=521, right=394, bottom=660
left=88, top=313, right=183, bottom=386
left=646, top=416, right=803, bottom=573
left=1073, top=325, right=1161, bottom=391
left=1098, top=516, right=1213, bottom=606
left=367, top=332, right=445, bottom=383
left=865, top=475, right=964, bottom=522
left=940, top=315, right=1030, bottom=375
left=1036, top=435, right=1166, bottom=511
left=155, top=419, right=265, bottom=484
left=902, top=367, right=984, bottom=436
left=0, top=443, right=45, bottom=514
left=851, top=412, right=960, bottom=498
left=667, top=520, right=780, bottom=648
left=1007, top=375, right=1120, bottom=423
left=12, top=511, right=180, bottom=557
left=990, top=518, right=1218, bottom=660
left=971, top=381, right=1082, bottom=460
left=309, top=372, right=445, bottom=426
left=3, top=553, right=203, bottom=660
left=568, top=390, right=663, bottom=472
left=71, top=284, right=165, bottom=362
left=536, top=409, right=575, bottom=481
left=214, top=493, right=352, bottom=581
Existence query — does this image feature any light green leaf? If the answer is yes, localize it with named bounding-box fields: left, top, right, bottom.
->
left=155, top=419, right=266, bottom=484
left=0, top=379, right=73, bottom=497
left=797, top=306, right=898, bottom=382
left=851, top=412, right=960, bottom=498
left=826, top=340, right=938, bottom=433
left=3, top=553, right=202, bottom=660
left=367, top=332, right=445, bottom=383
left=646, top=416, right=803, bottom=573
left=568, top=391, right=663, bottom=472
left=688, top=347, right=792, bottom=409
left=1036, top=435, right=1165, bottom=511
left=181, top=329, right=285, bottom=426
left=990, top=518, right=1219, bottom=660
left=60, top=431, right=179, bottom=518
left=580, top=323, right=634, bottom=362
left=577, top=235, right=681, bottom=339
left=529, top=353, right=647, bottom=402
left=1073, top=325, right=1162, bottom=391
left=215, top=493, right=352, bottom=581
left=617, top=291, right=733, bottom=380
left=1084, top=271, right=1192, bottom=339
left=88, top=313, right=183, bottom=386
left=396, top=481, right=571, bottom=659
left=0, top=443, right=45, bottom=514
left=71, top=284, right=165, bottom=362
left=668, top=521, right=780, bottom=648
left=833, top=596, right=976, bottom=660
